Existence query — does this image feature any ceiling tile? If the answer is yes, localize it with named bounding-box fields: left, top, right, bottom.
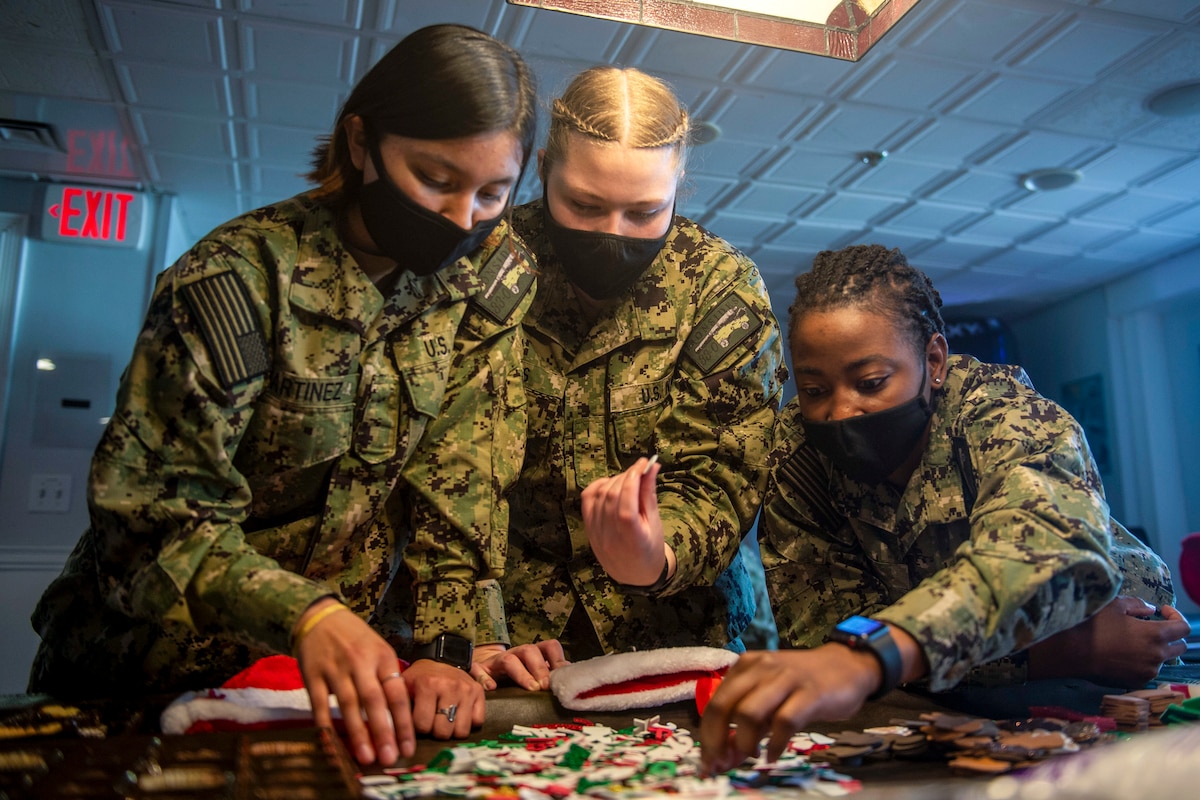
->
left=1079, top=192, right=1185, bottom=226
left=118, top=63, right=229, bottom=114
left=99, top=0, right=226, bottom=67
left=897, top=0, right=1053, bottom=64
left=245, top=79, right=344, bottom=128
left=847, top=159, right=951, bottom=196
left=948, top=73, right=1079, bottom=125
left=928, top=170, right=1024, bottom=208
left=895, top=117, right=1010, bottom=164
left=983, top=130, right=1102, bottom=172
left=704, top=90, right=819, bottom=143
left=802, top=104, right=918, bottom=152
left=133, top=111, right=232, bottom=159
left=725, top=182, right=822, bottom=217
left=1013, top=15, right=1168, bottom=80
left=882, top=201, right=982, bottom=235
left=1025, top=219, right=1128, bottom=251
left=240, top=20, right=356, bottom=83
left=956, top=210, right=1056, bottom=242
left=805, top=192, right=904, bottom=226
left=245, top=123, right=321, bottom=167
left=846, top=57, right=981, bottom=111
left=242, top=0, right=361, bottom=27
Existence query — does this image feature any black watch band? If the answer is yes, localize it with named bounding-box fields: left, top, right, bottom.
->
left=615, top=557, right=670, bottom=596
left=411, top=632, right=474, bottom=670
left=828, top=616, right=903, bottom=701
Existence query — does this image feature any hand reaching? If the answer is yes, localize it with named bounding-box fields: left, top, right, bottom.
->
left=400, top=659, right=486, bottom=739
left=293, top=599, right=415, bottom=766
left=472, top=640, right=570, bottom=691
left=1029, top=596, right=1191, bottom=688
left=581, top=456, right=672, bottom=586
left=698, top=645, right=884, bottom=775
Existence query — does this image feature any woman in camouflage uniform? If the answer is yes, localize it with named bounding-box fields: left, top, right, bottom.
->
left=700, top=244, right=1190, bottom=772
left=29, top=24, right=549, bottom=766
left=493, top=66, right=787, bottom=663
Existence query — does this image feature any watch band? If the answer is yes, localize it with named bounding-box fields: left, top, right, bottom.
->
left=615, top=557, right=670, bottom=596
left=829, top=616, right=903, bottom=701
left=411, top=632, right=474, bottom=670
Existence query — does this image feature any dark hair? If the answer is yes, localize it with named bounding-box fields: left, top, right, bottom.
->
left=788, top=244, right=945, bottom=356
left=307, top=24, right=537, bottom=206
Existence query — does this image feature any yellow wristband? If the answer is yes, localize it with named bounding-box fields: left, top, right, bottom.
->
left=292, top=603, right=349, bottom=651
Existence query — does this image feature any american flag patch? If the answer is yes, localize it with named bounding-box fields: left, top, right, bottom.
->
left=181, top=272, right=269, bottom=388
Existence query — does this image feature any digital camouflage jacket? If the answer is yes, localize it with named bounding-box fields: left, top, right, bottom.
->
left=29, top=192, right=534, bottom=695
left=504, top=201, right=787, bottom=657
left=762, top=355, right=1175, bottom=690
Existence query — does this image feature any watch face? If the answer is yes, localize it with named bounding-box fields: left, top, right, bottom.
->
left=838, top=615, right=886, bottom=637
left=437, top=634, right=473, bottom=666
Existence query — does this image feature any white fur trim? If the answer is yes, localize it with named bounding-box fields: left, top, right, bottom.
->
left=549, top=647, right=739, bottom=711
left=160, top=687, right=342, bottom=735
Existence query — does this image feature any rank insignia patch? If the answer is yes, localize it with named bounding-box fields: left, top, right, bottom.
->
left=684, top=294, right=762, bottom=372
left=181, top=272, right=269, bottom=388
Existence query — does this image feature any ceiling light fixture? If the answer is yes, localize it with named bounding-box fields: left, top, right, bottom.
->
left=691, top=121, right=723, bottom=145
left=1020, top=168, right=1082, bottom=192
left=1146, top=81, right=1200, bottom=117
left=507, top=0, right=924, bottom=61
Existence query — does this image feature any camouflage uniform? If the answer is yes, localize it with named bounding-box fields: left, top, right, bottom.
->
left=761, top=354, right=1175, bottom=691
left=504, top=201, right=787, bottom=657
left=29, top=192, right=534, bottom=696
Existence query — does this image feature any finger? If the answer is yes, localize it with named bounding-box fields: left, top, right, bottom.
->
left=639, top=460, right=660, bottom=514
left=522, top=651, right=553, bottom=690
left=1116, top=596, right=1156, bottom=617
left=699, top=659, right=758, bottom=773
left=383, top=671, right=416, bottom=759
left=1158, top=605, right=1187, bottom=623
left=330, top=675, right=374, bottom=765
left=538, top=639, right=571, bottom=669
left=1165, top=638, right=1188, bottom=661
left=360, top=672, right=399, bottom=766
left=307, top=678, right=334, bottom=733
left=469, top=662, right=497, bottom=690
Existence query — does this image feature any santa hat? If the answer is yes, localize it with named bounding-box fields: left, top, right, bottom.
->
left=160, top=654, right=404, bottom=735
left=549, top=647, right=738, bottom=712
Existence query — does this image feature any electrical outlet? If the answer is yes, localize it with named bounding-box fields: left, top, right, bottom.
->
left=29, top=473, right=71, bottom=513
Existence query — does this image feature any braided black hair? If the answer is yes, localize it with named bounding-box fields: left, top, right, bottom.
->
left=788, top=244, right=945, bottom=357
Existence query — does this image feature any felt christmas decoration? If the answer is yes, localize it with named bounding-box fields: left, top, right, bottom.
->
left=159, top=654, right=406, bottom=735
left=549, top=647, right=738, bottom=712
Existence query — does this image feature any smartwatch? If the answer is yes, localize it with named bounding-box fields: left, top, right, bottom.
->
left=828, top=615, right=903, bottom=701
left=411, top=632, right=474, bottom=670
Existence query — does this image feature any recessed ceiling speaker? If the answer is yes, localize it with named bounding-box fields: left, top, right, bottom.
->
left=1020, top=168, right=1083, bottom=192
left=1146, top=81, right=1200, bottom=117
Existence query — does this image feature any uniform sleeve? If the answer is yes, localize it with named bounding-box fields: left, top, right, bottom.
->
left=760, top=402, right=891, bottom=647
left=874, top=393, right=1121, bottom=690
left=89, top=238, right=331, bottom=657
left=399, top=293, right=531, bottom=646
left=655, top=256, right=786, bottom=594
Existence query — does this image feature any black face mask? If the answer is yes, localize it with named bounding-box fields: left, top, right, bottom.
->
left=801, top=369, right=934, bottom=485
left=542, top=193, right=670, bottom=300
left=357, top=132, right=504, bottom=276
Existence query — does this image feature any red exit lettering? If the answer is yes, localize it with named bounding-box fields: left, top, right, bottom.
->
left=48, top=188, right=135, bottom=242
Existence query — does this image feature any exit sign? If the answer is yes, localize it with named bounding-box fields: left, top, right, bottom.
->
left=40, top=184, right=145, bottom=247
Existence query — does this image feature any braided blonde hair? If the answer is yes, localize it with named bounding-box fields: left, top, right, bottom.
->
left=542, top=66, right=690, bottom=178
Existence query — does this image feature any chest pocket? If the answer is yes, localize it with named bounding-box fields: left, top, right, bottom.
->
left=522, top=353, right=566, bottom=463
left=238, top=372, right=357, bottom=469
left=355, top=357, right=450, bottom=465
left=609, top=376, right=670, bottom=460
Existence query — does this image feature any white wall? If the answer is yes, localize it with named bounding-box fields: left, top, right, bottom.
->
left=1012, top=249, right=1200, bottom=616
